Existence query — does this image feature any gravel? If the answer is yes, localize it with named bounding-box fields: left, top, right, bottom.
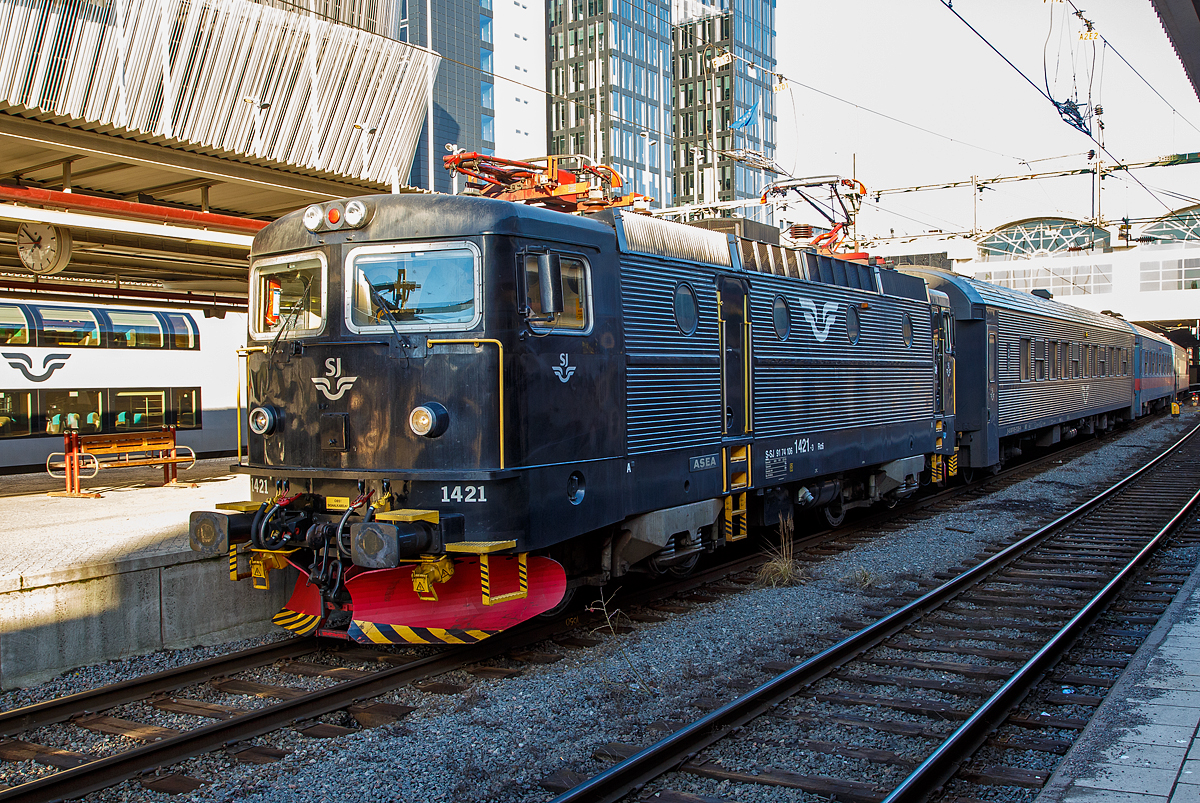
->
left=1, top=411, right=1195, bottom=803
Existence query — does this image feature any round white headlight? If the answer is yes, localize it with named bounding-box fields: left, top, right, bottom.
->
left=345, top=199, right=369, bottom=228
left=302, top=205, right=324, bottom=231
left=409, top=403, right=448, bottom=438
left=248, top=406, right=279, bottom=436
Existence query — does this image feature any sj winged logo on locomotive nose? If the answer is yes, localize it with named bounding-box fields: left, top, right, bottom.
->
left=552, top=353, right=576, bottom=383
left=797, top=299, right=839, bottom=342
left=3, top=352, right=71, bottom=382
left=312, top=358, right=358, bottom=401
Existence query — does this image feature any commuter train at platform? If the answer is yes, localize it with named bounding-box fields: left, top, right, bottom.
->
left=0, top=300, right=242, bottom=472
left=188, top=192, right=1189, bottom=646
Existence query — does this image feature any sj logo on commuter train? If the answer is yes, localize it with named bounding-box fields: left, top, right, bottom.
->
left=311, top=357, right=358, bottom=401
left=3, top=351, right=70, bottom=382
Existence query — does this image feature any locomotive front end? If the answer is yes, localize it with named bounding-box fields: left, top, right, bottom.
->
left=192, top=195, right=567, bottom=645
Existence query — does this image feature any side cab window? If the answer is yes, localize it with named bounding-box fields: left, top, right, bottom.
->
left=521, top=251, right=592, bottom=334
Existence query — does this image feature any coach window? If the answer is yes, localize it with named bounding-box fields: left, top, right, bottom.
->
left=901, top=313, right=913, bottom=347
left=1098, top=348, right=1106, bottom=377
left=250, top=253, right=326, bottom=340
left=1048, top=340, right=1058, bottom=379
left=1035, top=340, right=1046, bottom=381
left=43, top=390, right=102, bottom=434
left=108, top=311, right=164, bottom=348
left=35, top=307, right=99, bottom=347
left=0, top=391, right=32, bottom=437
left=165, top=314, right=200, bottom=350
left=114, top=390, right=166, bottom=430
left=524, top=254, right=591, bottom=332
left=0, top=305, right=28, bottom=345
left=1019, top=338, right=1031, bottom=381
left=175, top=388, right=201, bottom=429
left=673, top=282, right=699, bottom=335
left=772, top=295, right=790, bottom=340
left=846, top=304, right=860, bottom=344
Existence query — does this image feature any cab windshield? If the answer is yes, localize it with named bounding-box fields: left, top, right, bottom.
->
left=348, top=244, right=480, bottom=332
left=250, top=254, right=326, bottom=339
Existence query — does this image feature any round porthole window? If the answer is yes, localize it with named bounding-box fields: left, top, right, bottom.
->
left=674, top=282, right=699, bottom=335
left=772, top=295, right=791, bottom=341
left=846, top=304, right=860, bottom=344
left=902, top=313, right=913, bottom=348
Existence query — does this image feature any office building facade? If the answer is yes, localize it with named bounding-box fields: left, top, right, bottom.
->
left=546, top=0, right=775, bottom=211
left=671, top=0, right=776, bottom=217
left=547, top=0, right=673, bottom=205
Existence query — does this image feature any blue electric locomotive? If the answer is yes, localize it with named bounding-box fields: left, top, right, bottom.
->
left=189, top=194, right=956, bottom=644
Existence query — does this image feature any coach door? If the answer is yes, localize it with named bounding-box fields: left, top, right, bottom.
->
left=717, top=276, right=751, bottom=542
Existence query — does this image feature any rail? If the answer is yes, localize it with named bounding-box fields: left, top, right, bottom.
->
left=550, top=421, right=1200, bottom=803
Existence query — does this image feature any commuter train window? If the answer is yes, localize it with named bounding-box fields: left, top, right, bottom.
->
left=43, top=390, right=102, bottom=434
left=0, top=391, right=32, bottom=438
left=0, top=305, right=28, bottom=345
left=1034, top=340, right=1046, bottom=381
left=846, top=304, right=860, bottom=344
left=772, top=295, right=790, bottom=341
left=175, top=388, right=201, bottom=429
left=165, top=313, right=200, bottom=350
left=1097, top=349, right=1106, bottom=377
left=524, top=254, right=591, bottom=332
left=34, top=306, right=99, bottom=348
left=1019, top=338, right=1031, bottom=381
left=347, top=244, right=481, bottom=334
left=1048, top=340, right=1058, bottom=379
left=673, top=282, right=699, bottom=336
left=901, top=313, right=913, bottom=348
left=107, top=311, right=164, bottom=349
left=113, top=390, right=166, bottom=430
left=250, top=253, right=326, bottom=340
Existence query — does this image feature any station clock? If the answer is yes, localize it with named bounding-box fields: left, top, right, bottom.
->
left=16, top=222, right=73, bottom=275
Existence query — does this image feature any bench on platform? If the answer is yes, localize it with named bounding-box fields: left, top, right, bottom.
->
left=46, top=427, right=197, bottom=498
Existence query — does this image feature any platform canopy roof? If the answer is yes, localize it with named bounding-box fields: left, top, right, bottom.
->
left=1149, top=0, right=1200, bottom=102
left=0, top=0, right=438, bottom=312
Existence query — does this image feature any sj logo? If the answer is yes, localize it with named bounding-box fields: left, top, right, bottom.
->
left=553, top=353, right=576, bottom=383
left=3, top=352, right=70, bottom=382
left=797, top=299, right=839, bottom=342
left=312, top=357, right=358, bottom=401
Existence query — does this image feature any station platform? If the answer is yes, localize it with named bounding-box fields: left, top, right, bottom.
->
left=1038, top=548, right=1200, bottom=803
left=0, top=459, right=288, bottom=690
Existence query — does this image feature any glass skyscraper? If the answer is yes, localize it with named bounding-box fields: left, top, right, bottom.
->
left=547, top=0, right=673, bottom=205
left=671, top=0, right=776, bottom=218
left=546, top=0, right=775, bottom=212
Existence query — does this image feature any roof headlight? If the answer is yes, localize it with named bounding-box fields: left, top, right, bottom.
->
left=344, top=199, right=370, bottom=228
left=325, top=203, right=344, bottom=230
left=409, top=403, right=449, bottom=438
left=302, top=205, right=324, bottom=231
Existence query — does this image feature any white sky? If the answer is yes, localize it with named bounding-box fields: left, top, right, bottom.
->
left=773, top=0, right=1200, bottom=243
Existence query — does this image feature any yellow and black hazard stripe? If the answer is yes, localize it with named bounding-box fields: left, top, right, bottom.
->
left=349, top=620, right=499, bottom=645
left=272, top=608, right=320, bottom=636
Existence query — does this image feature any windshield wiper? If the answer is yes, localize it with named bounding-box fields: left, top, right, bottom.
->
left=368, top=283, right=411, bottom=356
left=267, top=275, right=313, bottom=361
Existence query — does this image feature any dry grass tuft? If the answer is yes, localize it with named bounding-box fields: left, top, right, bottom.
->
left=756, top=514, right=808, bottom=587
left=845, top=566, right=877, bottom=589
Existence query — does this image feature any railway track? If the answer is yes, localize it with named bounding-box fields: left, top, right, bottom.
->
left=0, top=417, right=1184, bottom=801
left=550, top=421, right=1200, bottom=803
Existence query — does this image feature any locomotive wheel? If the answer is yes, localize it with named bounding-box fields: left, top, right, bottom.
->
left=823, top=499, right=846, bottom=528
left=538, top=585, right=577, bottom=619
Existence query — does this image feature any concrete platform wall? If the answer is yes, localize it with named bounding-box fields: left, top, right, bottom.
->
left=0, top=552, right=292, bottom=689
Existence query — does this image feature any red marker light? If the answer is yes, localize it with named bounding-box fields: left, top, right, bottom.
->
left=327, top=207, right=341, bottom=225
